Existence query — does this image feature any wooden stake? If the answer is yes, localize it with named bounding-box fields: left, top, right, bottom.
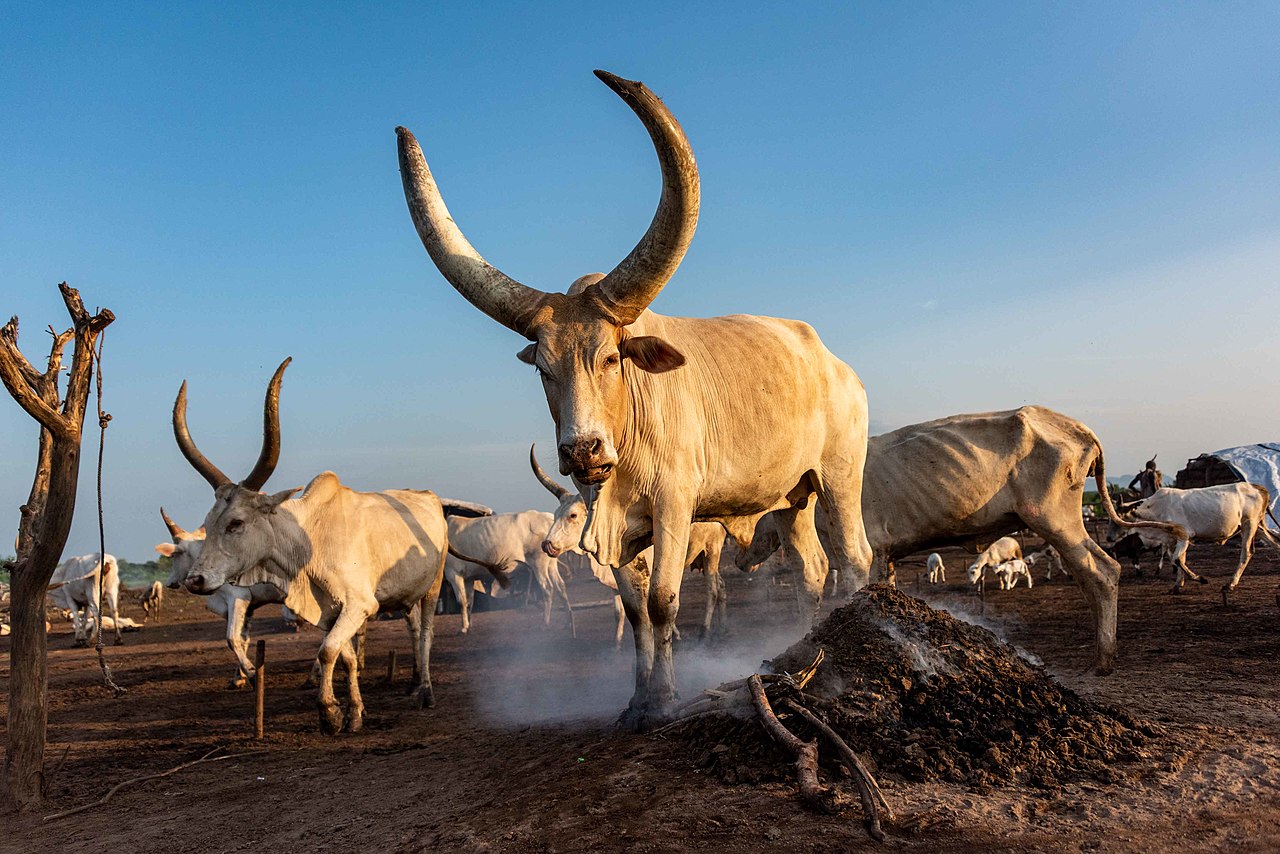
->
left=385, top=649, right=398, bottom=684
left=254, top=640, right=266, bottom=739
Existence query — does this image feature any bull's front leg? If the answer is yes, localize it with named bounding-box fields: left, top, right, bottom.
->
left=644, top=508, right=693, bottom=727
left=613, top=554, right=652, bottom=728
left=225, top=594, right=255, bottom=688
left=315, top=605, right=374, bottom=735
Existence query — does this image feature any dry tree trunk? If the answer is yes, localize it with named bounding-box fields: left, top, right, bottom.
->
left=0, top=283, right=113, bottom=812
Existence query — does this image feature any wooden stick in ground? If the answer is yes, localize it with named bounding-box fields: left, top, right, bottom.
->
left=42, top=748, right=267, bottom=822
left=385, top=649, right=398, bottom=684
left=784, top=699, right=889, bottom=841
left=747, top=674, right=834, bottom=814
left=254, top=640, right=266, bottom=739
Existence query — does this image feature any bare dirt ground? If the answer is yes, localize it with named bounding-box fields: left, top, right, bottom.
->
left=4, top=539, right=1280, bottom=853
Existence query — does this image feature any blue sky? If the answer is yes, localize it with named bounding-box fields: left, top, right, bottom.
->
left=2, top=2, right=1278, bottom=561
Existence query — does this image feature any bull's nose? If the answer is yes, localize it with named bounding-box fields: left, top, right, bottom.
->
left=542, top=540, right=561, bottom=558
left=558, top=437, right=603, bottom=463
left=184, top=575, right=206, bottom=593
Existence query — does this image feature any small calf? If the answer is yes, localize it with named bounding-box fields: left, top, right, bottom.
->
left=994, top=558, right=1033, bottom=590
left=1025, top=547, right=1066, bottom=580
left=926, top=553, right=946, bottom=584
left=138, top=581, right=164, bottom=623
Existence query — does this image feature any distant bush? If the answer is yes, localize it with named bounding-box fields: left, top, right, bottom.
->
left=116, top=557, right=169, bottom=588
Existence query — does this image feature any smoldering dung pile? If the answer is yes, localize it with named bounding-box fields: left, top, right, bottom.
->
left=676, top=585, right=1160, bottom=790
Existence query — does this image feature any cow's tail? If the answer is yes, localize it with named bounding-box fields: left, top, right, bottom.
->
left=447, top=544, right=513, bottom=589
left=1093, top=445, right=1188, bottom=541
left=1252, top=485, right=1280, bottom=551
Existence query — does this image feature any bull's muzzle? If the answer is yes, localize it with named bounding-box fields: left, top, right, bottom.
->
left=558, top=437, right=617, bottom=485
left=542, top=540, right=562, bottom=558
left=184, top=574, right=211, bottom=595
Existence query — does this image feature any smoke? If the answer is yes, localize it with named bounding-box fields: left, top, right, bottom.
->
left=465, top=579, right=813, bottom=727
left=911, top=589, right=1044, bottom=667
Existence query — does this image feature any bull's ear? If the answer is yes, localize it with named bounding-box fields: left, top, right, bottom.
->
left=516, top=343, right=537, bottom=365
left=154, top=543, right=176, bottom=557
left=620, top=335, right=685, bottom=373
left=261, top=487, right=301, bottom=511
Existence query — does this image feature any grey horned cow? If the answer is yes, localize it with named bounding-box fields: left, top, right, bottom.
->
left=398, top=70, right=874, bottom=727
left=176, top=359, right=487, bottom=734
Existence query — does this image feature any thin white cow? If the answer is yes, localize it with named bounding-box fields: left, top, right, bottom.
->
left=443, top=510, right=571, bottom=635
left=967, top=537, right=1024, bottom=585
left=48, top=553, right=122, bottom=646
left=926, top=553, right=946, bottom=584
left=1108, top=483, right=1280, bottom=602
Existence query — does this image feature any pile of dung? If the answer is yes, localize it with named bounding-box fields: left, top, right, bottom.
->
left=675, top=585, right=1160, bottom=790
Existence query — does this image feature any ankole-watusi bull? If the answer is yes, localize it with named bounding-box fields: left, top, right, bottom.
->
left=397, top=70, right=874, bottom=728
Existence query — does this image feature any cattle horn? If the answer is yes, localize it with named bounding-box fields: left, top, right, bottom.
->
left=592, top=70, right=700, bottom=325
left=240, top=357, right=291, bottom=491
left=396, top=127, right=548, bottom=338
left=173, top=380, right=232, bottom=489
left=159, top=507, right=184, bottom=540
left=529, top=444, right=571, bottom=500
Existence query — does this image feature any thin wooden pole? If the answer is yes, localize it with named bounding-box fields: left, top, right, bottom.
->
left=385, top=649, right=398, bottom=684
left=254, top=640, right=266, bottom=739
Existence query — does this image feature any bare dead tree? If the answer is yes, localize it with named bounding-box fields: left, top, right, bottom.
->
left=0, top=282, right=113, bottom=811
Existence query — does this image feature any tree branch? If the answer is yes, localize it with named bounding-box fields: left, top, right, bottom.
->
left=0, top=317, right=70, bottom=438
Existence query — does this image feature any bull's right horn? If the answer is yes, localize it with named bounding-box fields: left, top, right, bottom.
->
left=240, top=358, right=291, bottom=491
left=397, top=127, right=548, bottom=338
left=529, top=444, right=571, bottom=500
left=173, top=380, right=232, bottom=489
left=159, top=507, right=185, bottom=540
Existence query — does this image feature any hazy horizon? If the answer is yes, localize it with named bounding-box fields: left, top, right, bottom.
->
left=3, top=3, right=1278, bottom=562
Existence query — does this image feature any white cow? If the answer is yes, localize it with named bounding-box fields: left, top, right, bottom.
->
left=531, top=446, right=729, bottom=642
left=48, top=553, right=122, bottom=646
left=1108, top=483, right=1280, bottom=602
left=926, top=553, right=946, bottom=584
left=443, top=510, right=571, bottom=635
left=174, top=359, right=494, bottom=733
left=967, top=537, right=1024, bottom=585
left=156, top=509, right=291, bottom=688
left=994, top=558, right=1033, bottom=590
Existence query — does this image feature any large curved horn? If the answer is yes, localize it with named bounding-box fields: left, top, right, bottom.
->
left=397, top=127, right=549, bottom=337
left=240, top=358, right=291, bottom=491
left=592, top=70, right=700, bottom=325
left=159, top=507, right=185, bottom=540
left=529, top=444, right=571, bottom=500
left=173, top=380, right=232, bottom=489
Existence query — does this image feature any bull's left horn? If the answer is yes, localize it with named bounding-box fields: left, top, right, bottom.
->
left=240, top=358, right=290, bottom=491
left=397, top=127, right=549, bottom=338
left=592, top=70, right=700, bottom=326
left=159, top=507, right=185, bottom=540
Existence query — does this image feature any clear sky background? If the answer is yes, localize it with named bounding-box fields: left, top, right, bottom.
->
left=2, top=2, right=1278, bottom=562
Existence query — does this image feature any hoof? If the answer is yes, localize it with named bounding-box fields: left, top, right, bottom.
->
left=227, top=677, right=249, bottom=690
left=319, top=706, right=343, bottom=735
left=410, top=685, right=435, bottom=710
left=343, top=712, right=364, bottom=733
left=1197, top=576, right=1209, bottom=585
left=114, top=637, right=124, bottom=646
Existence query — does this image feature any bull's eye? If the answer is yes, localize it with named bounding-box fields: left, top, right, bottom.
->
left=603, top=353, right=620, bottom=369
left=569, top=513, right=578, bottom=520
left=226, top=519, right=245, bottom=534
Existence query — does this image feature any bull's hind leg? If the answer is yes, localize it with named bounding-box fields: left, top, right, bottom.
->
left=1223, top=520, right=1261, bottom=605
left=411, top=597, right=438, bottom=708
left=1035, top=522, right=1121, bottom=674
left=774, top=497, right=828, bottom=619
left=815, top=461, right=874, bottom=595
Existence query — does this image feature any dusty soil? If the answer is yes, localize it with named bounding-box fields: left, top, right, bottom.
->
left=4, top=539, right=1280, bottom=852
